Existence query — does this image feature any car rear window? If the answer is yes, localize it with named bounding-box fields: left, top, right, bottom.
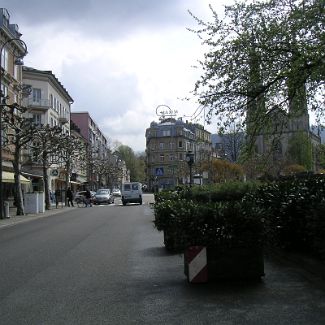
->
left=124, top=184, right=131, bottom=191
left=97, top=190, right=109, bottom=194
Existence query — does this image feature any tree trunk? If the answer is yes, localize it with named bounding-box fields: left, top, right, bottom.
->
left=12, top=146, right=25, bottom=216
left=65, top=160, right=70, bottom=206
left=43, top=153, right=51, bottom=210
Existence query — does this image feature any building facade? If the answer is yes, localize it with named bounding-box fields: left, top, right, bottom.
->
left=0, top=8, right=30, bottom=206
left=22, top=66, right=74, bottom=193
left=71, top=112, right=128, bottom=189
left=145, top=117, right=212, bottom=190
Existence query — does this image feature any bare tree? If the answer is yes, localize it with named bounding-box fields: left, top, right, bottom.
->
left=30, top=125, right=62, bottom=210
left=2, top=104, right=38, bottom=215
left=56, top=134, right=87, bottom=204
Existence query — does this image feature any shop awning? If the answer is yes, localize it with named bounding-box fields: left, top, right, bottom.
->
left=2, top=171, right=31, bottom=184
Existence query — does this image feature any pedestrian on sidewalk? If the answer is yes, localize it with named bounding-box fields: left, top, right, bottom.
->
left=67, top=187, right=74, bottom=207
left=55, top=189, right=60, bottom=208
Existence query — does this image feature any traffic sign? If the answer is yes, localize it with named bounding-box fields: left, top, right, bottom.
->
left=155, top=167, right=164, bottom=176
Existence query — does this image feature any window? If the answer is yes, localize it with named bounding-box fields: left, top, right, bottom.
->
left=169, top=142, right=175, bottom=150
left=33, top=114, right=42, bottom=126
left=179, top=153, right=183, bottom=160
left=50, top=94, right=53, bottom=108
left=1, top=48, right=8, bottom=71
left=14, top=65, right=19, bottom=79
left=1, top=83, right=8, bottom=98
left=159, top=142, right=164, bottom=150
left=162, top=129, right=171, bottom=136
left=170, top=155, right=174, bottom=161
left=160, top=154, right=164, bottom=162
left=132, top=184, right=138, bottom=190
left=178, top=141, right=183, bottom=148
left=32, top=88, right=41, bottom=103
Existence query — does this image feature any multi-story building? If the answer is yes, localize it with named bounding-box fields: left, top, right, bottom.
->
left=71, top=112, right=128, bottom=189
left=69, top=120, right=88, bottom=192
left=0, top=8, right=30, bottom=205
left=145, top=117, right=212, bottom=190
left=22, top=66, right=74, bottom=192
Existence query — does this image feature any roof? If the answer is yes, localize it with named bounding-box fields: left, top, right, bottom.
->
left=23, top=66, right=74, bottom=103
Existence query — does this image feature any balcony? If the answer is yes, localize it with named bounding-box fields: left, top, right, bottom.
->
left=23, top=98, right=50, bottom=110
left=59, top=115, right=69, bottom=124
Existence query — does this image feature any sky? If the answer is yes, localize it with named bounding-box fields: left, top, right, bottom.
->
left=2, top=0, right=231, bottom=152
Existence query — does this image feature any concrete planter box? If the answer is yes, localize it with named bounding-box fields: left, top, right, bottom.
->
left=184, top=246, right=264, bottom=282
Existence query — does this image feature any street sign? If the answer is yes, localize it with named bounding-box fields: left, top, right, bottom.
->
left=155, top=167, right=164, bottom=176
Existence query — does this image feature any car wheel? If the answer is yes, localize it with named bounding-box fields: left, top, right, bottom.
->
left=122, top=201, right=127, bottom=206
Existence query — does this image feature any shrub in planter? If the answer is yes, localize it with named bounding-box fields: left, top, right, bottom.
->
left=182, top=201, right=266, bottom=280
left=154, top=197, right=198, bottom=252
left=249, top=174, right=325, bottom=258
left=180, top=181, right=261, bottom=203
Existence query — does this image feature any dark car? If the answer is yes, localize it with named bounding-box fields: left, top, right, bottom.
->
left=93, top=189, right=114, bottom=205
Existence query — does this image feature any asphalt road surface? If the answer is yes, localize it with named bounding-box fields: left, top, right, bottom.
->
left=0, top=193, right=325, bottom=324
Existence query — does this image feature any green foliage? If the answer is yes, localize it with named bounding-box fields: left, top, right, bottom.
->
left=115, top=145, right=145, bottom=182
left=287, top=132, right=313, bottom=170
left=183, top=181, right=261, bottom=202
left=317, top=144, right=325, bottom=170
left=245, top=174, right=325, bottom=258
left=154, top=176, right=325, bottom=258
left=190, top=0, right=325, bottom=136
left=154, top=182, right=265, bottom=252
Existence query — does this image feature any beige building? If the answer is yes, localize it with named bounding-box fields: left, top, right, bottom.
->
left=145, top=117, right=212, bottom=190
left=0, top=8, right=30, bottom=209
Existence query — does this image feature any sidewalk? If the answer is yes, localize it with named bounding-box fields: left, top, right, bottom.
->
left=0, top=204, right=77, bottom=229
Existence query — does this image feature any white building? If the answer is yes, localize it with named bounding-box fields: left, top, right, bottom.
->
left=22, top=66, right=74, bottom=193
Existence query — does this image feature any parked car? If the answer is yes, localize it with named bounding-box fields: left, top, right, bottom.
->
left=93, top=189, right=114, bottom=205
left=112, top=188, right=121, bottom=197
left=74, top=191, right=95, bottom=204
left=121, top=182, right=142, bottom=205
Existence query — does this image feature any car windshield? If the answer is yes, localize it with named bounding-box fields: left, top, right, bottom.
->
left=96, top=189, right=109, bottom=195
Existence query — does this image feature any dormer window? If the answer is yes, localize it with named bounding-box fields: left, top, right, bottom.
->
left=2, top=9, right=10, bottom=28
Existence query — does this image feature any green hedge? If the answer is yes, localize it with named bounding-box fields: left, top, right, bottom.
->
left=154, top=175, right=325, bottom=259
left=154, top=193, right=265, bottom=252
left=245, top=174, right=325, bottom=258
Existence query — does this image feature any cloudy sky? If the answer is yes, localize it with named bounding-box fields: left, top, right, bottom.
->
left=3, top=0, right=230, bottom=152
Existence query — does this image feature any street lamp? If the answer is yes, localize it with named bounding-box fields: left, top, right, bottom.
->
left=186, top=150, right=194, bottom=187
left=0, top=38, right=28, bottom=219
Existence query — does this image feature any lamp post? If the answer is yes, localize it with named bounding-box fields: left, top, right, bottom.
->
left=186, top=150, right=194, bottom=187
left=0, top=38, right=27, bottom=219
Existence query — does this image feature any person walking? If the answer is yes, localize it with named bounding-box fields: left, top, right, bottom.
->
left=85, top=189, right=92, bottom=207
left=66, top=187, right=74, bottom=207
left=55, top=189, right=60, bottom=209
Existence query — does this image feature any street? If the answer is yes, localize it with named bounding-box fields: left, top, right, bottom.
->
left=0, top=193, right=325, bottom=324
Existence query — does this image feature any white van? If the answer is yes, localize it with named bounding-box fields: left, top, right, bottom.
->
left=121, top=182, right=142, bottom=205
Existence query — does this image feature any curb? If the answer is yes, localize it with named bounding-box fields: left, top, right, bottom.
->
left=0, top=206, right=77, bottom=229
